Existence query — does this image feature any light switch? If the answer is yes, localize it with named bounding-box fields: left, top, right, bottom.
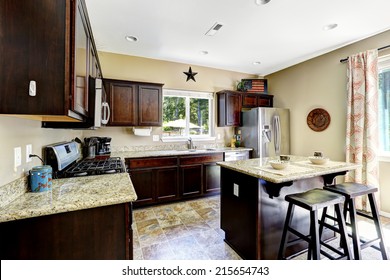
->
left=233, top=183, right=239, bottom=197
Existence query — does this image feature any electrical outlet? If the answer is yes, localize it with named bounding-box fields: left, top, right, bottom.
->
left=152, top=135, right=160, bottom=142
left=14, top=147, right=22, bottom=168
left=26, top=144, right=32, bottom=162
left=233, top=183, right=239, bottom=197
left=217, top=133, right=221, bottom=140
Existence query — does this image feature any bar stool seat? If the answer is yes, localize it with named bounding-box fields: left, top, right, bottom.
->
left=323, top=182, right=388, bottom=260
left=278, top=188, right=352, bottom=260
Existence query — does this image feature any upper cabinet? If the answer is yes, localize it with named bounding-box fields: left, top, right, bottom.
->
left=103, top=79, right=163, bottom=126
left=217, top=90, right=274, bottom=126
left=0, top=0, right=101, bottom=121
left=217, top=90, right=242, bottom=127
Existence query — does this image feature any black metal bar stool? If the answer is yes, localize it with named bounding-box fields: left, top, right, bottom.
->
left=278, top=188, right=352, bottom=260
left=323, top=182, right=388, bottom=260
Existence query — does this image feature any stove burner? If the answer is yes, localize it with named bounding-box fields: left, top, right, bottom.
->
left=64, top=157, right=125, bottom=177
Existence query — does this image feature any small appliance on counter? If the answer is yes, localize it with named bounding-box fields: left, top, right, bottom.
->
left=83, top=137, right=112, bottom=158
left=44, top=140, right=123, bottom=179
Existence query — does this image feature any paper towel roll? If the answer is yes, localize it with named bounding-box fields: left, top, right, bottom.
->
left=133, top=127, right=152, bottom=136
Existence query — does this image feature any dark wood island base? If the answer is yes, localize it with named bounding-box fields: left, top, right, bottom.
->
left=218, top=157, right=359, bottom=260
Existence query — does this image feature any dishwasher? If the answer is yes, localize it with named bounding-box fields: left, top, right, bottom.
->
left=224, top=150, right=250, bottom=161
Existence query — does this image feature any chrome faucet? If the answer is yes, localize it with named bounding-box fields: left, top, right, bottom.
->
left=188, top=137, right=195, bottom=150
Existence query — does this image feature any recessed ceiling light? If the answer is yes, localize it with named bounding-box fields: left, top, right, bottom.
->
left=253, top=61, right=261, bottom=65
left=200, top=50, right=209, bottom=55
left=323, top=23, right=338, bottom=31
left=255, top=0, right=271, bottom=5
left=125, top=35, right=138, bottom=42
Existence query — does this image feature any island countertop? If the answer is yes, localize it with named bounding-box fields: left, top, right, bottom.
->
left=0, top=173, right=137, bottom=223
left=217, top=155, right=360, bottom=184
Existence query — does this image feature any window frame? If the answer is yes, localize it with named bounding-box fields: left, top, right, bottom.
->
left=161, top=89, right=215, bottom=142
left=378, top=54, right=390, bottom=161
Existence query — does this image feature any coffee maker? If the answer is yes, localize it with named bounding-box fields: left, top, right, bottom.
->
left=96, top=137, right=111, bottom=155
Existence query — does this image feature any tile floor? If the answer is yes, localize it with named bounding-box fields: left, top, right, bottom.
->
left=132, top=195, right=390, bottom=260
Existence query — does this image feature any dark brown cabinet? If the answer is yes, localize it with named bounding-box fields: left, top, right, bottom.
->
left=104, top=79, right=163, bottom=126
left=127, top=152, right=223, bottom=207
left=0, top=203, right=133, bottom=260
left=242, top=93, right=273, bottom=108
left=217, top=90, right=242, bottom=126
left=180, top=164, right=203, bottom=198
left=0, top=0, right=100, bottom=121
left=126, top=157, right=179, bottom=207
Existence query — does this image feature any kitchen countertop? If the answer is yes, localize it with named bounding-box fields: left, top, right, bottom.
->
left=111, top=147, right=252, bottom=159
left=217, top=155, right=360, bottom=184
left=0, top=173, right=137, bottom=223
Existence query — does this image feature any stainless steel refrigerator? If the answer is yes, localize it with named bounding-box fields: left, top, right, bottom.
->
left=240, top=107, right=290, bottom=158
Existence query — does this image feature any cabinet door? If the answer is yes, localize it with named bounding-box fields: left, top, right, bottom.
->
left=203, top=163, right=221, bottom=194
left=0, top=0, right=68, bottom=116
left=129, top=169, right=154, bottom=206
left=155, top=167, right=179, bottom=203
left=107, top=82, right=138, bottom=126
left=242, top=94, right=258, bottom=108
left=73, top=1, right=89, bottom=116
left=138, top=84, right=162, bottom=126
left=226, top=92, right=241, bottom=126
left=180, top=164, right=203, bottom=198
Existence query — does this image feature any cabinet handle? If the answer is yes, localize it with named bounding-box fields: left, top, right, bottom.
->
left=29, top=80, right=36, bottom=96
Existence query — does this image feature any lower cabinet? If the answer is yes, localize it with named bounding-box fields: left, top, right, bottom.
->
left=0, top=203, right=133, bottom=260
left=127, top=152, right=223, bottom=207
left=180, top=164, right=203, bottom=198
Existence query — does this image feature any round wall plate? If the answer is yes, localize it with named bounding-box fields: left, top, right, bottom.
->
left=307, top=108, right=331, bottom=132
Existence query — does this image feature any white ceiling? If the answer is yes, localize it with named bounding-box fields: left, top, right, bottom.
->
left=84, top=0, right=390, bottom=76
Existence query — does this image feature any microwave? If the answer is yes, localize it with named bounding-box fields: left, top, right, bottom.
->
left=41, top=77, right=110, bottom=129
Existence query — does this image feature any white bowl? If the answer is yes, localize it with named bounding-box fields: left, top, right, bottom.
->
left=308, top=156, right=329, bottom=165
left=269, top=160, right=289, bottom=170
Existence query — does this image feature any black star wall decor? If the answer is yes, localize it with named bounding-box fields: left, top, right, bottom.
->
left=183, top=66, right=198, bottom=82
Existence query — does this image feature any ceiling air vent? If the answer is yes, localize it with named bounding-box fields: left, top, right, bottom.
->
left=205, top=22, right=223, bottom=36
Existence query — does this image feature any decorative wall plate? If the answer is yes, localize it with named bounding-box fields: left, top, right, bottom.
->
left=307, top=108, right=331, bottom=132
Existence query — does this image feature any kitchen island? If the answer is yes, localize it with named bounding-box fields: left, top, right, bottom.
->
left=0, top=173, right=137, bottom=259
left=217, top=156, right=360, bottom=260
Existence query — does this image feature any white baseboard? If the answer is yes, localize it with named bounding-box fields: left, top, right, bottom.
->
left=379, top=210, right=390, bottom=218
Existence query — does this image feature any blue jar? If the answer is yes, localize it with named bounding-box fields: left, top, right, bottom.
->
left=30, top=165, right=53, bottom=192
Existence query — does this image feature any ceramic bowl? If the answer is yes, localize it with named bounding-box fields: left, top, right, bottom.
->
left=308, top=156, right=329, bottom=165
left=269, top=160, right=289, bottom=170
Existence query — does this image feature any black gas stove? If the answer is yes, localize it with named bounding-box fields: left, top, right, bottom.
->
left=44, top=141, right=125, bottom=178
left=64, top=157, right=124, bottom=177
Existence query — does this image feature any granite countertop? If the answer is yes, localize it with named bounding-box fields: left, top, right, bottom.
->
left=217, top=155, right=361, bottom=184
left=112, top=147, right=252, bottom=159
left=0, top=173, right=137, bottom=223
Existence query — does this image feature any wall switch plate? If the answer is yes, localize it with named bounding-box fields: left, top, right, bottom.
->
left=233, top=183, right=239, bottom=197
left=217, top=133, right=221, bottom=140
left=26, top=144, right=32, bottom=162
left=152, top=135, right=160, bottom=142
left=14, top=147, right=22, bottom=168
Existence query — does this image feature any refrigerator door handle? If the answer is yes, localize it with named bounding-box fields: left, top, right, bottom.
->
left=273, top=115, right=281, bottom=155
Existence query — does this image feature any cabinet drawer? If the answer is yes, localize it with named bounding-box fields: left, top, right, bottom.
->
left=127, top=157, right=178, bottom=168
left=179, top=153, right=224, bottom=165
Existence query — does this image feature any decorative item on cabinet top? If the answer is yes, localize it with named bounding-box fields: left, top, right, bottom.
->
left=237, top=79, right=268, bottom=93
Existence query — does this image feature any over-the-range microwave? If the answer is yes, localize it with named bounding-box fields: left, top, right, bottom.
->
left=42, top=77, right=110, bottom=129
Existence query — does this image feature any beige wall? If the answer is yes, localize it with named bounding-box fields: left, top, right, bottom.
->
left=265, top=29, right=390, bottom=213
left=0, top=116, right=82, bottom=187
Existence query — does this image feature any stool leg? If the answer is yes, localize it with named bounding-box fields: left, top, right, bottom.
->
left=334, top=202, right=352, bottom=260
left=367, top=193, right=388, bottom=260
left=318, top=206, right=328, bottom=239
left=348, top=198, right=361, bottom=259
left=278, top=203, right=295, bottom=260
left=310, top=210, right=320, bottom=260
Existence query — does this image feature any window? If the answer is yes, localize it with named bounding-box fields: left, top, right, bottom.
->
left=162, top=89, right=214, bottom=140
left=379, top=54, right=390, bottom=155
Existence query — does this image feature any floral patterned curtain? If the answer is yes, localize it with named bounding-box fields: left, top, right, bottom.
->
left=345, top=49, right=379, bottom=212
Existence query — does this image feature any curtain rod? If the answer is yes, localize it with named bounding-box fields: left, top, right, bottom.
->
left=339, top=44, right=390, bottom=63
